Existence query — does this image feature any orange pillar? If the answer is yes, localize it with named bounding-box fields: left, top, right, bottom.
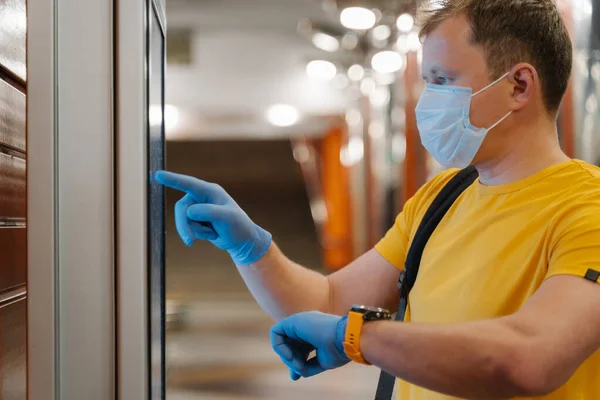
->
left=320, top=123, right=354, bottom=270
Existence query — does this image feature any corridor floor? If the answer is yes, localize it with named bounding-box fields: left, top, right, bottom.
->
left=166, top=297, right=381, bottom=399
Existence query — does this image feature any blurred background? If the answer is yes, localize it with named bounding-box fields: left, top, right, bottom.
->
left=161, top=0, right=600, bottom=399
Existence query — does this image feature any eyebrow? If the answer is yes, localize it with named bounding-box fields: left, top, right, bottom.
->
left=431, top=65, right=455, bottom=75
left=422, top=65, right=458, bottom=79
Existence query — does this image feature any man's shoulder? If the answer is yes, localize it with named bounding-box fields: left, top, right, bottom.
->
left=571, top=160, right=600, bottom=180
left=413, top=168, right=463, bottom=202
left=403, top=168, right=466, bottom=223
left=549, top=161, right=600, bottom=229
left=559, top=160, right=600, bottom=201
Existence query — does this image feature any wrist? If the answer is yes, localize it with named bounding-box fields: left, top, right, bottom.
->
left=343, top=306, right=392, bottom=365
left=232, top=225, right=272, bottom=266
left=358, top=319, right=385, bottom=364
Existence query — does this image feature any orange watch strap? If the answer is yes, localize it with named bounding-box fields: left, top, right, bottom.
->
left=343, top=311, right=371, bottom=365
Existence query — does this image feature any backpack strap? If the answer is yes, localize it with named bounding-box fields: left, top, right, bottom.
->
left=373, top=166, right=479, bottom=400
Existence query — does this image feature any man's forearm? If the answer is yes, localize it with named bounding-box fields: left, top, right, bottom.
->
left=239, top=242, right=332, bottom=321
left=360, top=318, right=540, bottom=399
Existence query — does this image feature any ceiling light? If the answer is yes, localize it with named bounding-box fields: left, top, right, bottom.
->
left=360, top=77, right=376, bottom=96
left=347, top=64, right=365, bottom=81
left=375, top=73, right=396, bottom=85
left=407, top=32, right=422, bottom=52
left=306, top=60, right=337, bottom=81
left=312, top=32, right=339, bottom=52
left=396, top=13, right=414, bottom=33
left=340, top=7, right=376, bottom=30
left=341, top=32, right=359, bottom=50
left=373, top=25, right=391, bottom=41
left=396, top=34, right=409, bottom=53
left=370, top=88, right=390, bottom=107
left=371, top=51, right=405, bottom=74
left=392, top=133, right=407, bottom=162
left=332, top=74, right=350, bottom=89
left=369, top=121, right=386, bottom=139
left=267, top=104, right=300, bottom=127
left=340, top=137, right=364, bottom=167
left=293, top=144, right=311, bottom=163
left=345, top=108, right=362, bottom=127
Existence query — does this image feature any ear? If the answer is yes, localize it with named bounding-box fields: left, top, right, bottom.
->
left=508, top=63, right=538, bottom=111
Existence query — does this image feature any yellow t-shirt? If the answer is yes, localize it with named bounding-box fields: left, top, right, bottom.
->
left=375, top=159, right=600, bottom=400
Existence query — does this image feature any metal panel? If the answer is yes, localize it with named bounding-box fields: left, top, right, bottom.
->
left=0, top=293, right=27, bottom=399
left=27, top=0, right=57, bottom=396
left=116, top=0, right=150, bottom=396
left=0, top=228, right=26, bottom=289
left=56, top=0, right=115, bottom=397
left=0, top=78, right=26, bottom=152
left=0, top=152, right=25, bottom=219
left=148, top=2, right=166, bottom=397
left=0, top=0, right=27, bottom=81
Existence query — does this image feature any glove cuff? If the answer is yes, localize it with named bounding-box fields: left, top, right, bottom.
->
left=231, top=225, right=273, bottom=266
left=334, top=316, right=350, bottom=362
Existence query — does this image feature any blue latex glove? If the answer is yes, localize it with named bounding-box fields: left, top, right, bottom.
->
left=270, top=312, right=350, bottom=380
left=154, top=170, right=272, bottom=266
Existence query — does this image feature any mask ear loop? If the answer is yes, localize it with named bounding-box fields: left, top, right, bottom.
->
left=472, top=72, right=511, bottom=97
left=487, top=110, right=513, bottom=131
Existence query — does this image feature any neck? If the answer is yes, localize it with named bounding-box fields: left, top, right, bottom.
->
left=475, top=118, right=570, bottom=186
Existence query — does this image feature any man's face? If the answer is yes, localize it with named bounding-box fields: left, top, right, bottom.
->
left=421, top=14, right=513, bottom=133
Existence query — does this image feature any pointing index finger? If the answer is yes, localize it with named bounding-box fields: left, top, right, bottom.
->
left=155, top=170, right=223, bottom=203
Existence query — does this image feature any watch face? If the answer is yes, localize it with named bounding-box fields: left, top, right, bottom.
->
left=351, top=305, right=392, bottom=321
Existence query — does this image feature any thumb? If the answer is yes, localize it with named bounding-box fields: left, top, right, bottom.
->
left=304, top=357, right=327, bottom=378
left=190, top=221, right=218, bottom=241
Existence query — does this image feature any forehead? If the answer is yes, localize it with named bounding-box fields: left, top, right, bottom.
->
left=421, top=14, right=487, bottom=77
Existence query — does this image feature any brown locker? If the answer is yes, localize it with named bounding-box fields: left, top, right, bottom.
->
left=0, top=153, right=26, bottom=219
left=0, top=0, right=27, bottom=82
left=0, top=1, right=27, bottom=397
left=0, top=296, right=26, bottom=399
left=0, top=228, right=26, bottom=290
left=0, top=79, right=25, bottom=153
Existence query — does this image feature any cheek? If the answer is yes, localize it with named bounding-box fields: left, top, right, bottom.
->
left=468, top=89, right=511, bottom=129
left=468, top=95, right=496, bottom=128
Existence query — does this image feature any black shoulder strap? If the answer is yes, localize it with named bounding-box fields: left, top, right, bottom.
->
left=373, top=166, right=478, bottom=400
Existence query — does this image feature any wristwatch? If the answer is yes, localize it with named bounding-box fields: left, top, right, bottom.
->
left=343, top=305, right=392, bottom=365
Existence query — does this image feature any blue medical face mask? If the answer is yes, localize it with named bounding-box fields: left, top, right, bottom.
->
left=415, top=72, right=512, bottom=168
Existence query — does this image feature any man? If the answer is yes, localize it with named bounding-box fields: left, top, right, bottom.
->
left=155, top=0, right=600, bottom=398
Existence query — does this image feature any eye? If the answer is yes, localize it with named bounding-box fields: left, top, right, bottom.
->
left=435, top=77, right=452, bottom=85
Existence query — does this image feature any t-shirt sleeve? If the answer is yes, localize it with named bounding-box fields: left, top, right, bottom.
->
left=375, top=168, right=461, bottom=270
left=546, top=199, right=600, bottom=282
left=374, top=201, right=412, bottom=270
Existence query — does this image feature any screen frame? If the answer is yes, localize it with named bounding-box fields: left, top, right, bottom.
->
left=146, top=0, right=167, bottom=398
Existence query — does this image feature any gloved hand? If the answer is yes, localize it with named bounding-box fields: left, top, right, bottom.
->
left=270, top=312, right=350, bottom=380
left=154, top=170, right=272, bottom=266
